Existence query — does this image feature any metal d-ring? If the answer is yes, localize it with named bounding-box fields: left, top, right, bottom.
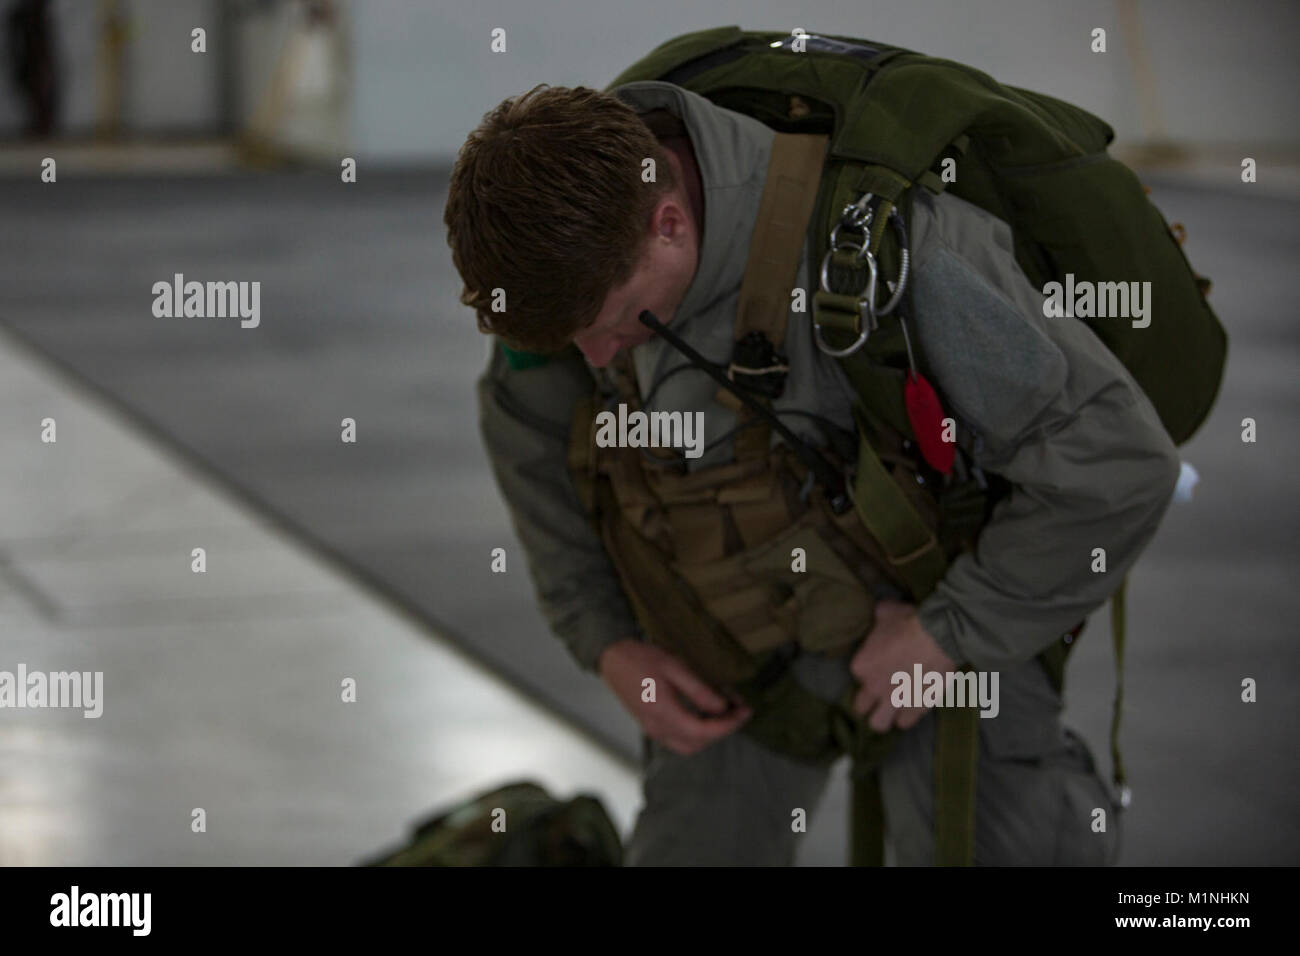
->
left=814, top=246, right=877, bottom=358
left=818, top=234, right=871, bottom=291
left=828, top=194, right=910, bottom=316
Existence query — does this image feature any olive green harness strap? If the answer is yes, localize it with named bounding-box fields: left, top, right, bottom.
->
left=933, top=692, right=980, bottom=864
left=849, top=769, right=887, bottom=866
left=847, top=405, right=947, bottom=598
left=1110, top=575, right=1128, bottom=801
left=849, top=709, right=978, bottom=867
left=844, top=396, right=978, bottom=865
left=843, top=399, right=975, bottom=865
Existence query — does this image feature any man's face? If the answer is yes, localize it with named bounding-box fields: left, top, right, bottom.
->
left=571, top=191, right=699, bottom=368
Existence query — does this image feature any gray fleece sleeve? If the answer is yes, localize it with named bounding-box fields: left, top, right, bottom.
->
left=476, top=341, right=639, bottom=673
left=905, top=192, right=1181, bottom=671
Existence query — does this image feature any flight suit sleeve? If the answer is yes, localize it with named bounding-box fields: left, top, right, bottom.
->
left=476, top=340, right=639, bottom=673
left=904, top=192, right=1182, bottom=671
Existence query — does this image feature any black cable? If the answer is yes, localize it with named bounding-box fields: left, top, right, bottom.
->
left=643, top=360, right=708, bottom=407
left=601, top=359, right=721, bottom=417
left=636, top=405, right=854, bottom=470
left=635, top=413, right=763, bottom=468
left=637, top=310, right=851, bottom=512
left=619, top=328, right=857, bottom=477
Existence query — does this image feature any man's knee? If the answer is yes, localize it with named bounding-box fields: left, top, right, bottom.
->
left=1049, top=728, right=1123, bottom=866
left=969, top=728, right=1121, bottom=865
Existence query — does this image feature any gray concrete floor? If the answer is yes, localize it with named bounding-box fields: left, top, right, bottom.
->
left=0, top=322, right=640, bottom=865
left=0, top=167, right=1296, bottom=865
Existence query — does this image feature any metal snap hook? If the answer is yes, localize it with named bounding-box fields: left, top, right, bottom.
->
left=814, top=248, right=877, bottom=358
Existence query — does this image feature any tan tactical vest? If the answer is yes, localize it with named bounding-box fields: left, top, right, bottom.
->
left=567, top=350, right=941, bottom=665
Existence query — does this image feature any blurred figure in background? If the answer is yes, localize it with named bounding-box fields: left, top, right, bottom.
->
left=6, top=0, right=59, bottom=136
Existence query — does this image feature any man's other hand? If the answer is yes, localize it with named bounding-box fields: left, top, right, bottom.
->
left=598, top=639, right=752, bottom=756
left=849, top=599, right=958, bottom=733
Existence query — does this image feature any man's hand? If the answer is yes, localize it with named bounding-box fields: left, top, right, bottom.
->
left=849, top=599, right=959, bottom=734
left=598, top=638, right=752, bottom=756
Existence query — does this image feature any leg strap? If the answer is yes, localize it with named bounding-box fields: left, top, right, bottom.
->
left=1110, top=575, right=1129, bottom=806
left=849, top=769, right=887, bottom=866
left=933, top=701, right=979, bottom=865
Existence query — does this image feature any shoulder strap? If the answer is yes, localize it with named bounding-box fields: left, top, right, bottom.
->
left=729, top=131, right=828, bottom=464
left=735, top=131, right=829, bottom=348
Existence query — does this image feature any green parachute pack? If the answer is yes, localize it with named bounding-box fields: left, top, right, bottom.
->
left=606, top=25, right=1227, bottom=446
left=362, top=780, right=622, bottom=867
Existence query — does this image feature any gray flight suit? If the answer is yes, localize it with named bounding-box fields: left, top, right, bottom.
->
left=475, top=80, right=1182, bottom=865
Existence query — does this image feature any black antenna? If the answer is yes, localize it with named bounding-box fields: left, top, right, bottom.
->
left=637, top=310, right=850, bottom=513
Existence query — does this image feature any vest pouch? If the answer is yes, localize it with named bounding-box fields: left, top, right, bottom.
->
left=673, top=508, right=877, bottom=658
left=594, top=480, right=763, bottom=690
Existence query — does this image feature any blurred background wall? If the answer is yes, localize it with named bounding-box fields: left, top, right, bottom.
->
left=2, top=0, right=1296, bottom=159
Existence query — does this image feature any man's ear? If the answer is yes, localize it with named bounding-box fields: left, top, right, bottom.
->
left=652, top=200, right=673, bottom=238
left=652, top=196, right=686, bottom=240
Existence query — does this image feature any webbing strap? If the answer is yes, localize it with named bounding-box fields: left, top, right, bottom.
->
left=916, top=169, right=945, bottom=194
left=850, top=164, right=910, bottom=203
left=1110, top=575, right=1128, bottom=796
left=933, top=698, right=979, bottom=865
left=867, top=199, right=895, bottom=256
left=836, top=353, right=912, bottom=438
left=732, top=132, right=828, bottom=464
left=848, top=406, right=947, bottom=599
left=844, top=402, right=974, bottom=866
left=736, top=131, right=828, bottom=346
left=849, top=771, right=886, bottom=866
